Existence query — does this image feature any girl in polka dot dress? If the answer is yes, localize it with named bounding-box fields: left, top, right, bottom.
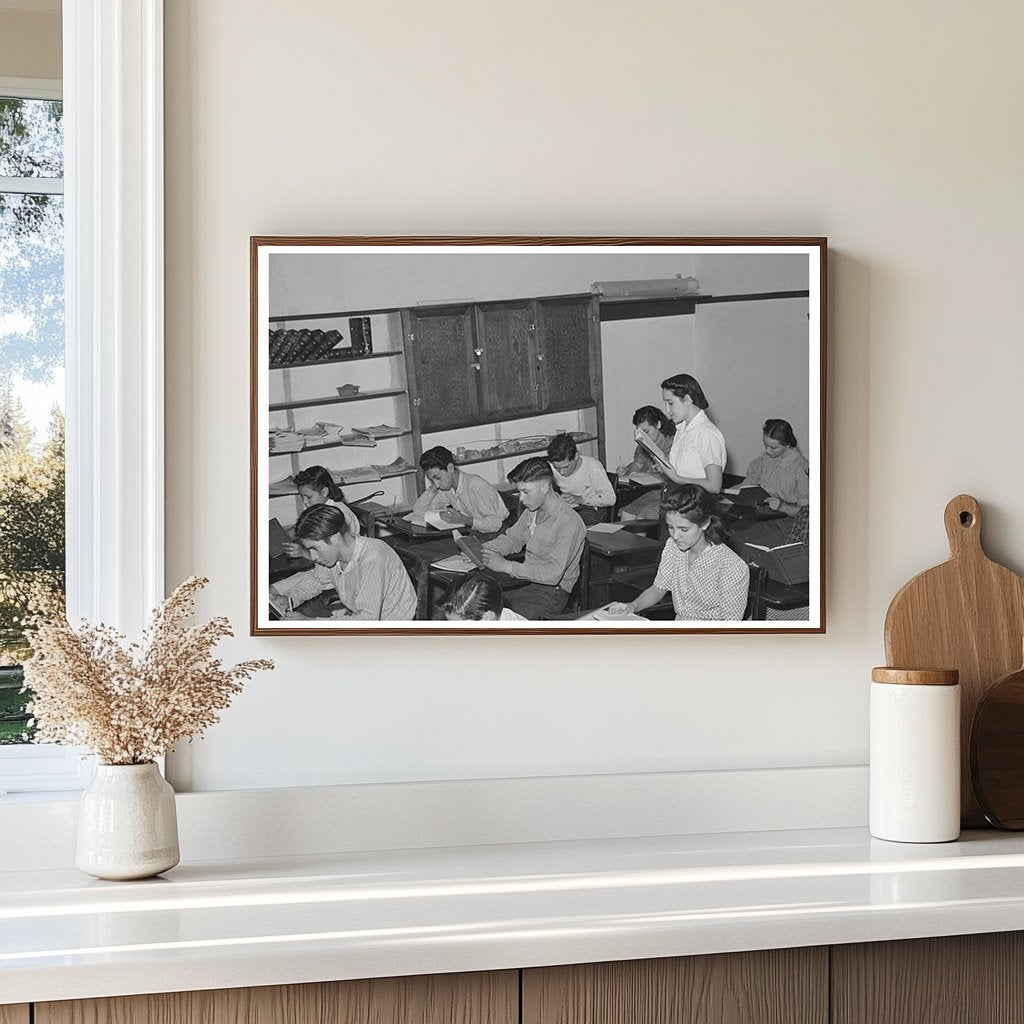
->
left=608, top=485, right=750, bottom=621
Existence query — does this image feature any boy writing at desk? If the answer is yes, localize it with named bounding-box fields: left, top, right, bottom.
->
left=413, top=445, right=509, bottom=533
left=546, top=433, right=616, bottom=523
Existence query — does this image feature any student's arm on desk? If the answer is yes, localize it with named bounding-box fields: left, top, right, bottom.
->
left=413, top=486, right=452, bottom=514
left=607, top=585, right=669, bottom=616
left=272, top=567, right=332, bottom=608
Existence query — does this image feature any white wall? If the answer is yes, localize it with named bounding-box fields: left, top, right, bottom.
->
left=164, top=1, right=1024, bottom=792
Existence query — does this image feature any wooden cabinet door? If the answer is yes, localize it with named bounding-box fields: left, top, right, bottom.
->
left=403, top=306, right=481, bottom=433
left=523, top=949, right=828, bottom=1024
left=832, top=932, right=1024, bottom=1024
left=475, top=301, right=541, bottom=420
left=0, top=1007, right=29, bottom=1024
left=536, top=296, right=600, bottom=414
left=36, top=971, right=518, bottom=1024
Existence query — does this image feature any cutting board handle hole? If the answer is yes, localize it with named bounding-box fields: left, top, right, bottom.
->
left=960, top=511, right=974, bottom=527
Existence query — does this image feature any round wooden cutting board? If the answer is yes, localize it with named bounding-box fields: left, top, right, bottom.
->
left=884, top=495, right=1024, bottom=827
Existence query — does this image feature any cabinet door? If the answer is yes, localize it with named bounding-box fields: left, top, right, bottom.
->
left=476, top=301, right=540, bottom=419
left=404, top=306, right=481, bottom=433
left=536, top=296, right=600, bottom=413
left=832, top=932, right=1024, bottom=1024
left=0, top=1007, right=29, bottom=1024
left=36, top=971, right=518, bottom=1024
left=523, top=950, right=827, bottom=1024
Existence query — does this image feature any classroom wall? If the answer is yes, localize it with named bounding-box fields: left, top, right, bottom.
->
left=0, top=8, right=61, bottom=81
left=164, top=1, right=1024, bottom=791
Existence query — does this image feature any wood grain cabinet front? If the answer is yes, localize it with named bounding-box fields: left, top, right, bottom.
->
left=522, top=948, right=829, bottom=1024
left=832, top=932, right=1024, bottom=1024
left=0, top=1006, right=29, bottom=1024
left=34, top=971, right=518, bottom=1024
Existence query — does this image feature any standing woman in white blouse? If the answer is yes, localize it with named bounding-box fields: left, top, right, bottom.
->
left=655, top=374, right=727, bottom=493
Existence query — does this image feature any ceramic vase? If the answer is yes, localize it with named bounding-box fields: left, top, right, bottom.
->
left=76, top=762, right=180, bottom=880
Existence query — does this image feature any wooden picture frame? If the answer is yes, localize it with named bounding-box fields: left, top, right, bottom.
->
left=251, top=237, right=827, bottom=635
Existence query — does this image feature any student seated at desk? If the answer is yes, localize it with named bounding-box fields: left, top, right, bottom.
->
left=413, top=445, right=509, bottom=533
left=481, top=457, right=586, bottom=619
left=547, top=434, right=615, bottom=523
left=271, top=504, right=416, bottom=621
left=607, top=485, right=749, bottom=622
left=442, top=573, right=526, bottom=622
left=616, top=406, right=675, bottom=519
left=279, top=466, right=360, bottom=558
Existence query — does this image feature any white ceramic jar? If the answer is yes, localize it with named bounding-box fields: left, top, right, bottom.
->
left=76, top=762, right=180, bottom=880
left=870, top=667, right=961, bottom=843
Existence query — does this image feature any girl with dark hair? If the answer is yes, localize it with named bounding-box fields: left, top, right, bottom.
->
left=443, top=573, right=526, bottom=622
left=738, top=419, right=808, bottom=516
left=657, top=373, right=727, bottom=493
left=481, top=457, right=586, bottom=619
left=606, top=484, right=749, bottom=621
left=617, top=406, right=675, bottom=480
left=279, top=466, right=360, bottom=559
left=729, top=418, right=810, bottom=558
left=269, top=504, right=416, bottom=621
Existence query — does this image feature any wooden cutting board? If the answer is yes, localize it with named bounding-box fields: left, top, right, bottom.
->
left=884, top=494, right=1024, bottom=826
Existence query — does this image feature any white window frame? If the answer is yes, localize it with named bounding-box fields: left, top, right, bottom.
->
left=0, top=0, right=164, bottom=797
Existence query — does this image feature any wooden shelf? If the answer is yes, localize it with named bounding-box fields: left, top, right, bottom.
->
left=269, top=468, right=417, bottom=498
left=269, top=431, right=412, bottom=457
left=457, top=434, right=598, bottom=468
left=270, top=387, right=407, bottom=412
left=270, top=350, right=402, bottom=371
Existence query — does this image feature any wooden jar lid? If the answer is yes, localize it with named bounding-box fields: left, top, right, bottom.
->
left=871, top=667, right=960, bottom=686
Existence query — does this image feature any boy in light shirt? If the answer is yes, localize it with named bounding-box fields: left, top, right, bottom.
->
left=413, top=446, right=509, bottom=533
left=546, top=434, right=615, bottom=524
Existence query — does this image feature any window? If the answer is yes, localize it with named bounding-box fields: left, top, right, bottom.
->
left=0, top=81, right=81, bottom=794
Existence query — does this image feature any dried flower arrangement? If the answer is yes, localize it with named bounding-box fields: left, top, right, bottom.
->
left=22, top=577, right=273, bottom=765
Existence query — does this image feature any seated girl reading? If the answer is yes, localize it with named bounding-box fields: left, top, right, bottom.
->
left=481, top=457, right=586, bottom=619
left=271, top=504, right=416, bottom=621
left=607, top=485, right=749, bottom=621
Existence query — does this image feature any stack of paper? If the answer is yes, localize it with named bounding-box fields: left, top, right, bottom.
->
left=373, top=457, right=414, bottom=477
left=269, top=431, right=305, bottom=453
left=340, top=433, right=377, bottom=447
left=269, top=476, right=296, bottom=496
left=338, top=466, right=382, bottom=484
left=315, top=421, right=346, bottom=438
left=353, top=424, right=405, bottom=439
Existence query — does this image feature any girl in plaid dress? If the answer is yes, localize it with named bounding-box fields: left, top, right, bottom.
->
left=607, top=486, right=749, bottom=621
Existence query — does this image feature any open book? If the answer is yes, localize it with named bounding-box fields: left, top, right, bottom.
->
left=722, top=485, right=770, bottom=506
left=741, top=542, right=809, bottom=585
left=268, top=518, right=293, bottom=558
left=634, top=429, right=673, bottom=472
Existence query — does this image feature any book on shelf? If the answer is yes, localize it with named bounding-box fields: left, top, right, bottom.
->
left=634, top=429, right=673, bottom=472
left=373, top=457, right=414, bottom=477
left=340, top=432, right=377, bottom=447
left=723, top=484, right=770, bottom=506
left=353, top=423, right=405, bottom=439
left=338, top=466, right=383, bottom=484
left=740, top=541, right=809, bottom=586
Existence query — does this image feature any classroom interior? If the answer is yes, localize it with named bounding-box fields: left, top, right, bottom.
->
left=264, top=249, right=813, bottom=621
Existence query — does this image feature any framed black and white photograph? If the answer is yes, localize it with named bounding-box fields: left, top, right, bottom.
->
left=251, top=237, right=826, bottom=635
